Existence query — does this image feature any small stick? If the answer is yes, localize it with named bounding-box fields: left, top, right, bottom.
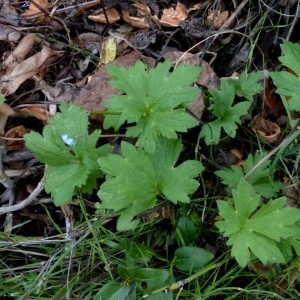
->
left=0, top=178, right=44, bottom=214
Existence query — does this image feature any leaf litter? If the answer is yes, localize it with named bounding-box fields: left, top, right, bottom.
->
left=0, top=0, right=300, bottom=298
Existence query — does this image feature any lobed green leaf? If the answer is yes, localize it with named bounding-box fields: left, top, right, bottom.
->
left=98, top=138, right=203, bottom=230
left=216, top=179, right=300, bottom=267
left=104, top=60, right=201, bottom=153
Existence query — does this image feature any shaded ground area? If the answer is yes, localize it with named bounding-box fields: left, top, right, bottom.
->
left=0, top=0, right=300, bottom=299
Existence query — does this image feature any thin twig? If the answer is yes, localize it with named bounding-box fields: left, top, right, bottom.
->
left=0, top=178, right=45, bottom=215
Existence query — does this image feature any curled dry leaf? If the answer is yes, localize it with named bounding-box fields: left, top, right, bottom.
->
left=160, top=2, right=188, bottom=27
left=1, top=34, right=36, bottom=75
left=207, top=10, right=229, bottom=29
left=121, top=9, right=150, bottom=29
left=251, top=116, right=281, bottom=144
left=88, top=7, right=120, bottom=24
left=230, top=148, right=243, bottom=160
left=0, top=25, right=21, bottom=42
left=22, top=0, right=50, bottom=22
left=0, top=103, right=14, bottom=116
left=121, top=2, right=151, bottom=29
left=0, top=44, right=58, bottom=96
left=20, top=106, right=51, bottom=124
left=5, top=125, right=30, bottom=151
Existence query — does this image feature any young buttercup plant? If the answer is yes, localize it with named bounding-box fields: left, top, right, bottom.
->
left=24, top=102, right=111, bottom=206
left=103, top=60, right=202, bottom=154
left=200, top=71, right=263, bottom=145
left=216, top=179, right=300, bottom=268
left=215, top=151, right=282, bottom=198
left=97, top=137, right=204, bottom=231
left=200, top=80, right=252, bottom=145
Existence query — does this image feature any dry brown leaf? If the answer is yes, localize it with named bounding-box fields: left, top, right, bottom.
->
left=74, top=51, right=141, bottom=112
left=75, top=32, right=102, bottom=52
left=1, top=34, right=36, bottom=76
left=188, top=3, right=204, bottom=12
left=160, top=2, right=187, bottom=27
left=207, top=10, right=229, bottom=29
left=198, top=60, right=220, bottom=89
left=88, top=7, right=120, bottom=24
left=5, top=125, right=30, bottom=151
left=263, top=76, right=278, bottom=110
left=251, top=116, right=281, bottom=144
left=22, top=0, right=50, bottom=22
left=0, top=45, right=58, bottom=96
left=0, top=103, right=14, bottom=116
left=230, top=149, right=243, bottom=160
left=188, top=94, right=205, bottom=120
left=121, top=9, right=150, bottom=29
left=283, top=176, right=300, bottom=208
left=20, top=106, right=51, bottom=124
left=162, top=50, right=220, bottom=89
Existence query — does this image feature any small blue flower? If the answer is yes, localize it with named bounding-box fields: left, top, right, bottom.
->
left=61, top=134, right=75, bottom=146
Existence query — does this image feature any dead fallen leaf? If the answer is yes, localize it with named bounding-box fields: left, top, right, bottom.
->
left=207, top=10, right=229, bottom=29
left=251, top=116, right=281, bottom=144
left=121, top=7, right=150, bottom=29
left=162, top=50, right=220, bottom=89
left=198, top=60, right=220, bottom=89
left=263, top=76, right=278, bottom=110
left=0, top=45, right=58, bottom=96
left=0, top=103, right=14, bottom=116
left=100, top=37, right=117, bottom=64
left=0, top=25, right=21, bottom=42
left=160, top=2, right=188, bottom=27
left=20, top=106, right=51, bottom=124
left=75, top=32, right=102, bottom=52
left=22, top=0, right=50, bottom=22
left=230, top=148, right=243, bottom=160
left=1, top=34, right=36, bottom=76
left=74, top=51, right=141, bottom=112
left=283, top=176, right=300, bottom=208
left=5, top=125, right=30, bottom=151
left=88, top=7, right=120, bottom=24
left=189, top=94, right=205, bottom=120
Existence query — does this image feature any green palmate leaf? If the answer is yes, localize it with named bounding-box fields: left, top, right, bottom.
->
left=216, top=179, right=300, bottom=267
left=270, top=40, right=300, bottom=112
left=200, top=80, right=251, bottom=145
left=98, top=138, right=203, bottom=231
left=227, top=71, right=263, bottom=101
left=277, top=40, right=300, bottom=77
left=24, top=102, right=108, bottom=206
left=103, top=60, right=201, bottom=153
left=215, top=151, right=282, bottom=198
left=270, top=70, right=300, bottom=112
